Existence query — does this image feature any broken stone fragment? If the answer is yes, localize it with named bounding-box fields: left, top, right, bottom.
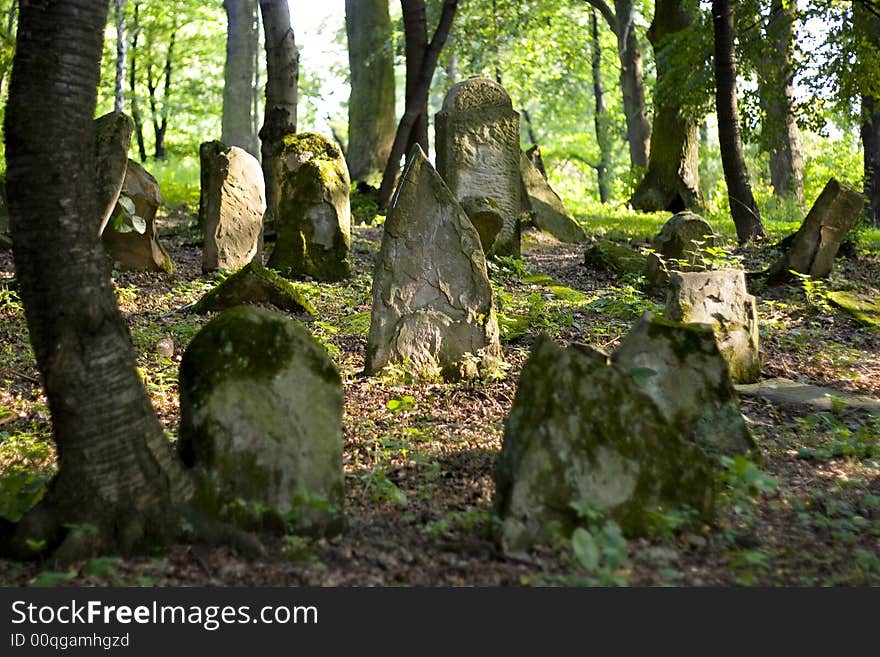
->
left=94, top=111, right=134, bottom=235
left=520, top=152, right=585, bottom=244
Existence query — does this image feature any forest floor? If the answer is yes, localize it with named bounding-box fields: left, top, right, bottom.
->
left=0, top=209, right=879, bottom=587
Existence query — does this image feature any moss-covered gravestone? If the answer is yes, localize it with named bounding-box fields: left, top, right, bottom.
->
left=178, top=306, right=344, bottom=536
left=495, top=335, right=715, bottom=552
left=193, top=261, right=314, bottom=315
left=520, top=152, right=585, bottom=244
left=199, top=140, right=226, bottom=232
left=435, top=76, right=522, bottom=257
left=201, top=145, right=266, bottom=273
left=612, top=312, right=755, bottom=458
left=94, top=111, right=134, bottom=235
left=665, top=270, right=761, bottom=383
left=366, top=145, right=502, bottom=380
left=267, top=133, right=351, bottom=281
left=583, top=239, right=648, bottom=277
left=102, top=159, right=173, bottom=273
left=644, top=211, right=716, bottom=288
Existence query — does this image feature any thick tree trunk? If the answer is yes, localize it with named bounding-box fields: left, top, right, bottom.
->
left=712, top=0, right=765, bottom=243
left=864, top=95, right=880, bottom=228
left=591, top=10, right=612, bottom=203
left=402, top=0, right=430, bottom=157
left=258, top=0, right=299, bottom=234
left=758, top=0, right=803, bottom=202
left=114, top=0, right=126, bottom=114
left=129, top=3, right=147, bottom=162
left=345, top=0, right=396, bottom=182
left=630, top=0, right=702, bottom=212
left=223, top=0, right=259, bottom=156
left=2, top=0, right=190, bottom=561
left=613, top=0, right=650, bottom=169
left=377, top=0, right=458, bottom=209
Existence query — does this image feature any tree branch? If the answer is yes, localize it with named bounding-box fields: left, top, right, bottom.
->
left=582, top=0, right=617, bottom=33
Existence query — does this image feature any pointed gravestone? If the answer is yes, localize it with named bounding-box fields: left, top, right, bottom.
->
left=366, top=145, right=502, bottom=380
left=94, top=111, right=134, bottom=235
left=199, top=140, right=226, bottom=233
left=267, top=132, right=351, bottom=281
left=520, top=151, right=585, bottom=244
left=612, top=312, right=755, bottom=458
left=644, top=211, right=716, bottom=289
left=179, top=306, right=344, bottom=536
left=102, top=159, right=173, bottom=273
left=494, top=335, right=715, bottom=552
left=665, top=269, right=761, bottom=383
left=769, top=178, right=864, bottom=279
left=201, top=145, right=266, bottom=273
left=435, top=76, right=522, bottom=257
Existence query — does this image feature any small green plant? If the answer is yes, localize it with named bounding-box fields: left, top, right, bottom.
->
left=386, top=395, right=416, bottom=413
left=110, top=195, right=146, bottom=234
left=790, top=270, right=832, bottom=313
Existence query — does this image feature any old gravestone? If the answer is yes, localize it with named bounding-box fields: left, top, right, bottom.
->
left=645, top=211, right=716, bottom=288
left=435, top=76, right=522, bottom=257
left=198, top=140, right=226, bottom=233
left=102, top=159, right=173, bottom=273
left=178, top=306, right=344, bottom=536
left=494, top=335, right=715, bottom=552
left=612, top=312, right=755, bottom=458
left=267, top=132, right=351, bottom=281
left=769, top=177, right=864, bottom=279
left=94, top=111, right=134, bottom=235
left=366, top=145, right=503, bottom=381
left=0, top=179, right=9, bottom=250
left=665, top=269, right=761, bottom=383
left=201, top=145, right=266, bottom=273
left=520, top=151, right=585, bottom=244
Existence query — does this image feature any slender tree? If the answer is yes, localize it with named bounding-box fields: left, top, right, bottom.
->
left=855, top=1, right=880, bottom=227
left=114, top=0, right=126, bottom=114
left=590, top=9, right=612, bottom=203
left=129, top=2, right=148, bottom=162
left=145, top=24, right=176, bottom=159
left=631, top=0, right=702, bottom=212
left=713, top=0, right=765, bottom=242
left=377, top=0, right=459, bottom=208
left=2, top=0, right=190, bottom=561
left=223, top=0, right=259, bottom=156
left=345, top=0, right=396, bottom=183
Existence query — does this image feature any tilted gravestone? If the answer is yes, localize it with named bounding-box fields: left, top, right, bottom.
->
left=644, top=211, right=716, bottom=289
left=102, top=159, right=173, bottom=273
left=366, top=145, right=503, bottom=381
left=94, top=111, right=134, bottom=235
left=664, top=269, right=761, bottom=383
left=435, top=76, right=522, bottom=257
left=178, top=306, right=344, bottom=536
left=494, top=334, right=716, bottom=552
left=769, top=177, right=864, bottom=279
left=201, top=145, right=266, bottom=273
left=520, top=151, right=585, bottom=244
left=267, top=132, right=351, bottom=281
left=198, top=140, right=226, bottom=233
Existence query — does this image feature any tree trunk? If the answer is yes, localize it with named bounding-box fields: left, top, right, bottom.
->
left=712, top=0, right=764, bottom=243
left=402, top=0, right=430, bottom=157
left=258, top=0, right=299, bottom=236
left=630, top=0, right=702, bottom=213
left=613, top=0, right=650, bottom=169
left=377, top=0, right=458, bottom=209
left=129, top=2, right=147, bottom=162
left=223, top=0, right=259, bottom=156
left=148, top=29, right=175, bottom=160
left=757, top=0, right=803, bottom=202
left=591, top=9, right=612, bottom=203
left=2, top=0, right=190, bottom=561
left=856, top=2, right=880, bottom=227
left=114, top=0, right=126, bottom=114
left=345, top=0, right=396, bottom=182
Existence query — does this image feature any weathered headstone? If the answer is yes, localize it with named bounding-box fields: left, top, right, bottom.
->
left=494, top=335, right=715, bottom=552
left=769, top=178, right=864, bottom=279
left=0, top=178, right=9, bottom=250
left=193, top=261, right=315, bottom=316
left=583, top=239, right=648, bottom=277
left=435, top=76, right=522, bottom=257
left=366, top=145, right=502, bottom=380
left=94, top=111, right=134, bottom=234
left=267, top=132, right=351, bottom=281
left=102, top=159, right=173, bottom=273
left=524, top=144, right=548, bottom=179
left=612, top=312, right=755, bottom=458
left=520, top=152, right=585, bottom=243
left=645, top=211, right=716, bottom=288
left=178, top=306, right=344, bottom=536
left=201, top=146, right=266, bottom=273
left=665, top=269, right=761, bottom=383
left=198, top=140, right=226, bottom=232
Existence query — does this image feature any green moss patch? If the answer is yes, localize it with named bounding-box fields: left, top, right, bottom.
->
left=827, top=290, right=880, bottom=331
left=194, top=262, right=316, bottom=316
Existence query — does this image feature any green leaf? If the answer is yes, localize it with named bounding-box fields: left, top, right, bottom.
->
left=571, top=527, right=599, bottom=570
left=130, top=215, right=147, bottom=234
left=31, top=570, right=78, bottom=587
left=118, top=195, right=136, bottom=215
left=628, top=367, right=658, bottom=387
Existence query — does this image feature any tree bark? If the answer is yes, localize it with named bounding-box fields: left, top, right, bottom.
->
left=129, top=2, right=147, bottom=162
left=258, top=0, right=299, bottom=234
left=402, top=0, right=430, bottom=156
left=377, top=0, right=458, bottom=209
left=757, top=0, right=803, bottom=202
left=147, top=29, right=175, bottom=160
left=223, top=0, right=259, bottom=156
left=114, top=0, right=126, bottom=114
left=2, top=0, right=190, bottom=561
left=591, top=9, right=612, bottom=203
left=856, top=2, right=880, bottom=227
left=345, top=0, right=396, bottom=182
left=712, top=0, right=765, bottom=242
left=630, top=0, right=702, bottom=212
